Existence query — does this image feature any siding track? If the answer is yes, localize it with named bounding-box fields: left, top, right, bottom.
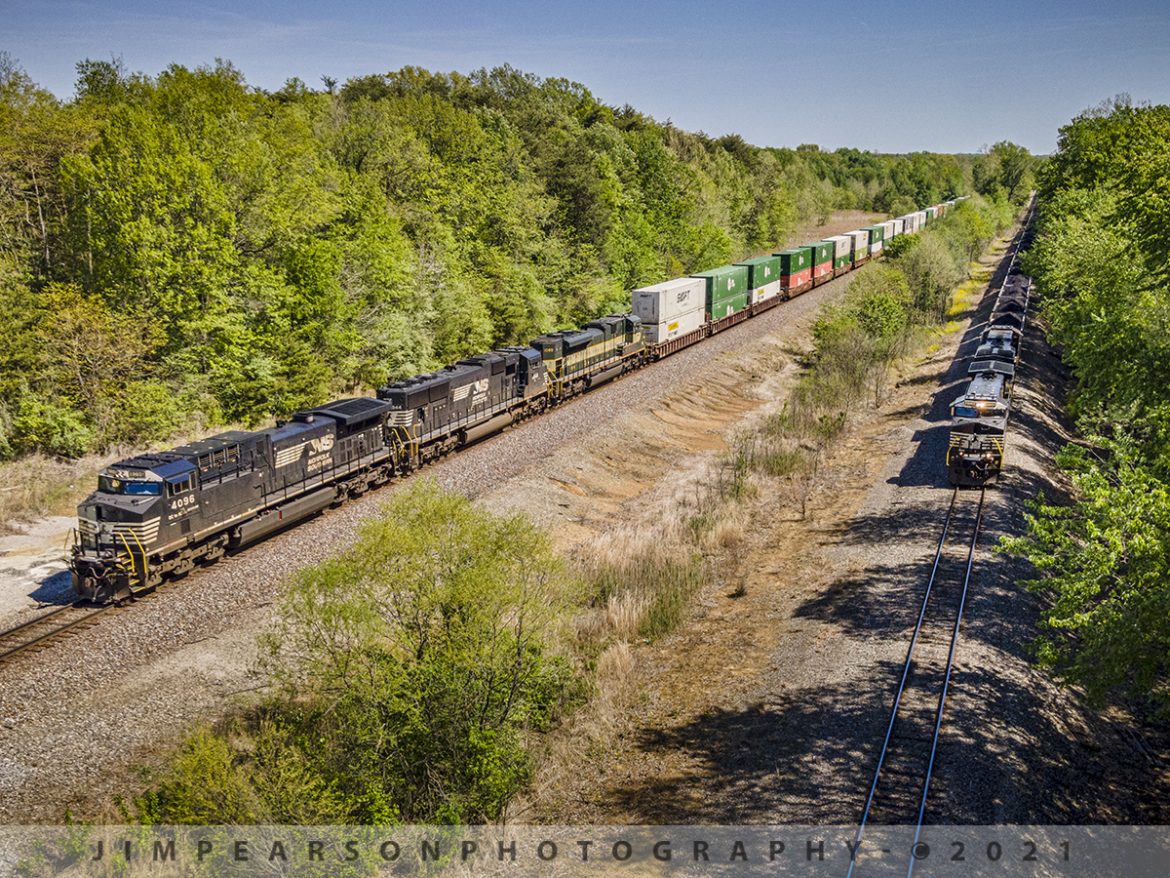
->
left=0, top=603, right=112, bottom=665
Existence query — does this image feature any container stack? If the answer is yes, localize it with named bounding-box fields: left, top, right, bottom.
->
left=631, top=277, right=706, bottom=344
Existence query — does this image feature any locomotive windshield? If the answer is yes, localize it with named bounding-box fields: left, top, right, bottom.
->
left=98, top=476, right=161, bottom=495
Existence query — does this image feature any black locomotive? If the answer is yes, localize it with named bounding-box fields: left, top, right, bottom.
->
left=71, top=197, right=961, bottom=602
left=945, top=254, right=1032, bottom=486
left=72, top=397, right=396, bottom=601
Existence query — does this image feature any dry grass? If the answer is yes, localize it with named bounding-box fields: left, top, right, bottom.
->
left=0, top=452, right=117, bottom=534
left=578, top=532, right=707, bottom=645
left=0, top=421, right=257, bottom=535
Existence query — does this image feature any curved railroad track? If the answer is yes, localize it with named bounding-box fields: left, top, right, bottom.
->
left=0, top=603, right=113, bottom=665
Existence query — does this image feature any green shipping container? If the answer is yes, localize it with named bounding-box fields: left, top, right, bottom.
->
left=866, top=225, right=886, bottom=244
left=824, top=237, right=853, bottom=270
left=735, top=255, right=781, bottom=289
left=808, top=241, right=834, bottom=266
left=691, top=264, right=750, bottom=316
left=775, top=248, right=812, bottom=274
left=925, top=207, right=936, bottom=223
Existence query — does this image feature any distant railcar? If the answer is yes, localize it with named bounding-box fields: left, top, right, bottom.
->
left=71, top=191, right=952, bottom=600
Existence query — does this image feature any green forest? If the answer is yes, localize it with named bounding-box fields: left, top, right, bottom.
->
left=130, top=193, right=1019, bottom=829
left=1006, top=97, right=1170, bottom=710
left=0, top=55, right=1025, bottom=460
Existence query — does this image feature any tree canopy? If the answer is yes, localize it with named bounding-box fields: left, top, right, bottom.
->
left=1004, top=96, right=1170, bottom=710
left=1, top=56, right=977, bottom=458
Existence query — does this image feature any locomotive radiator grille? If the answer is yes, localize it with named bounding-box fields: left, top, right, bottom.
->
left=78, top=516, right=161, bottom=545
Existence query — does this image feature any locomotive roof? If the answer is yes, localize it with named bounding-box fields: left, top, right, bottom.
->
left=974, top=342, right=1015, bottom=362
left=968, top=359, right=1015, bottom=377
left=298, top=396, right=393, bottom=427
left=379, top=356, right=494, bottom=399
left=171, top=431, right=255, bottom=459
left=982, top=325, right=1021, bottom=341
left=951, top=416, right=1007, bottom=433
left=105, top=450, right=197, bottom=481
left=954, top=371, right=1009, bottom=403
left=532, top=325, right=601, bottom=344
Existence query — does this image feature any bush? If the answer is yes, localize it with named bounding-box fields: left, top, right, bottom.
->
left=897, top=234, right=964, bottom=322
left=139, top=480, right=576, bottom=825
left=11, top=395, right=94, bottom=458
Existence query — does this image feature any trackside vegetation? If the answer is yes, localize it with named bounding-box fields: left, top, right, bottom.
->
left=728, top=196, right=1017, bottom=508
left=2, top=52, right=1002, bottom=462
left=1001, top=96, right=1170, bottom=710
left=135, top=481, right=576, bottom=824
left=126, top=198, right=1020, bottom=828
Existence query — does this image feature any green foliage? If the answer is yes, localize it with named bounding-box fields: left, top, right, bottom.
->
left=888, top=196, right=1010, bottom=323
left=10, top=395, right=93, bottom=458
left=753, top=197, right=1012, bottom=508
left=898, top=233, right=965, bottom=321
left=973, top=141, right=1037, bottom=202
left=138, top=480, right=574, bottom=824
left=1002, top=440, right=1170, bottom=707
left=1009, top=97, right=1170, bottom=707
left=1, top=56, right=975, bottom=457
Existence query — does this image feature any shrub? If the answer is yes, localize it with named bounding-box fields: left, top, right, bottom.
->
left=897, top=234, right=964, bottom=322
left=12, top=395, right=94, bottom=458
left=139, top=480, right=576, bottom=825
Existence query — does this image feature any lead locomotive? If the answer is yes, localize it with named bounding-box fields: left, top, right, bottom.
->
left=71, top=197, right=961, bottom=601
left=945, top=256, right=1031, bottom=486
left=72, top=398, right=396, bottom=601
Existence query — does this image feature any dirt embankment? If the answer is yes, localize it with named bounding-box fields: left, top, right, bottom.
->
left=515, top=222, right=1170, bottom=825
left=0, top=212, right=879, bottom=822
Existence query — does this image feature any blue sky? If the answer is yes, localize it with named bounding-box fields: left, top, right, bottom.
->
left=4, top=0, right=1170, bottom=153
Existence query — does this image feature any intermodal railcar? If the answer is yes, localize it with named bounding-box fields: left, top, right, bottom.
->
left=70, top=196, right=968, bottom=601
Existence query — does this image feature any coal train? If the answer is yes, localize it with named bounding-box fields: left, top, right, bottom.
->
left=945, top=224, right=1031, bottom=486
left=69, top=200, right=965, bottom=602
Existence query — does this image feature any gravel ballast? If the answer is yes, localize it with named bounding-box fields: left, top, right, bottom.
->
left=0, top=261, right=859, bottom=822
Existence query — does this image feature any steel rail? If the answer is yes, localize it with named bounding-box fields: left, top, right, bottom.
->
left=845, top=487, right=960, bottom=878
left=848, top=197, right=1036, bottom=877
left=0, top=602, right=111, bottom=665
left=905, top=489, right=986, bottom=878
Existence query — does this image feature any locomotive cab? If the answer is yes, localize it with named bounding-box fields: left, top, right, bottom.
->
left=72, top=454, right=195, bottom=602
left=946, top=368, right=1011, bottom=486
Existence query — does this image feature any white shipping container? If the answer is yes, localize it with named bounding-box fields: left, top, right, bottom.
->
left=849, top=229, right=869, bottom=256
left=631, top=277, right=705, bottom=325
left=891, top=218, right=905, bottom=236
left=642, top=305, right=706, bottom=344
left=826, top=234, right=853, bottom=260
left=751, top=279, right=782, bottom=304
left=881, top=220, right=896, bottom=241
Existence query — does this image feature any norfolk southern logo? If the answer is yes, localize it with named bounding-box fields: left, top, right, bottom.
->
left=306, top=434, right=335, bottom=471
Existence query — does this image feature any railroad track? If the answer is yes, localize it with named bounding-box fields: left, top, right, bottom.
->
left=847, top=487, right=986, bottom=878
left=0, top=602, right=112, bottom=665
